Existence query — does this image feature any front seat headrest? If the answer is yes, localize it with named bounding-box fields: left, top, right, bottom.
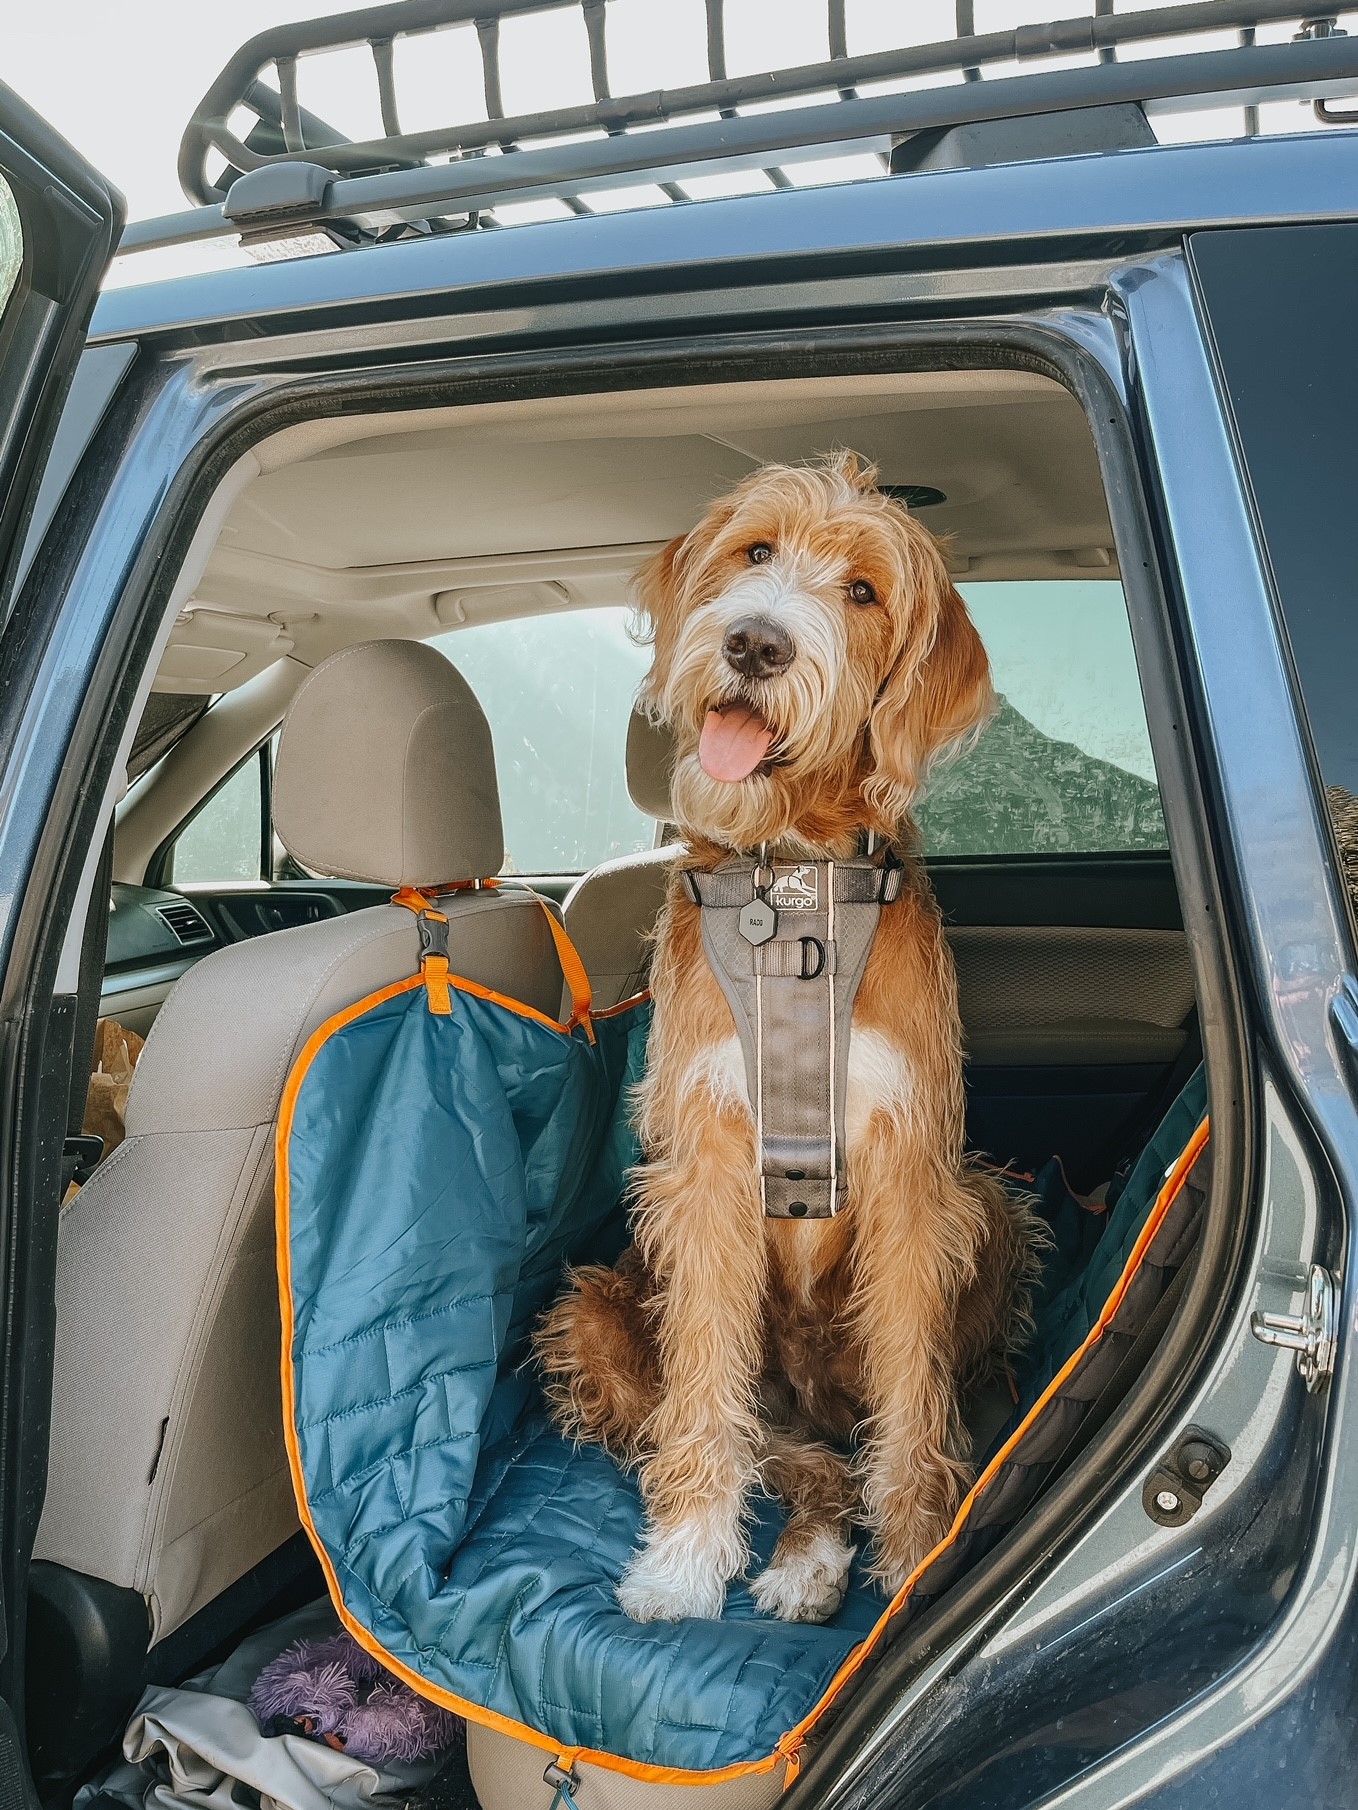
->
left=274, top=640, right=503, bottom=888
left=626, top=709, right=676, bottom=822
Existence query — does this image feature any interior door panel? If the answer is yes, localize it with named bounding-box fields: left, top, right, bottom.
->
left=930, top=856, right=1191, bottom=1179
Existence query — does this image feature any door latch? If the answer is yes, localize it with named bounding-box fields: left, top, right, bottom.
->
left=1251, top=1262, right=1339, bottom=1391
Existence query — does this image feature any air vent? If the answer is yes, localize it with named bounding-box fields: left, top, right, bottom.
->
left=156, top=901, right=214, bottom=947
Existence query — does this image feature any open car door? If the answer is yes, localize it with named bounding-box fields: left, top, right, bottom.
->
left=0, top=76, right=121, bottom=1803
left=0, top=79, right=122, bottom=619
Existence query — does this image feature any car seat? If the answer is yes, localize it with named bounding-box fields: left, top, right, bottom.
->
left=29, top=639, right=563, bottom=1782
left=562, top=710, right=679, bottom=1008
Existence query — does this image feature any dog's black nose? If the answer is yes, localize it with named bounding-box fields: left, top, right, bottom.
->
left=722, top=616, right=794, bottom=679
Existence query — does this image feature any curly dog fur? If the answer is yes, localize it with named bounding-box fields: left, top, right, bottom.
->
left=536, top=453, right=1042, bottom=1623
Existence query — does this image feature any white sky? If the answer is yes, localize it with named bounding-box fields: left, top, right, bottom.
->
left=6, top=1, right=1357, bottom=289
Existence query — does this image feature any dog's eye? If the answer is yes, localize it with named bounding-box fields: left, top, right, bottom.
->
left=848, top=578, right=878, bottom=606
left=747, top=542, right=774, bottom=565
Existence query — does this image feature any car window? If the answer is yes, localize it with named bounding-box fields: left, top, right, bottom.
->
left=918, top=579, right=1166, bottom=857
left=168, top=749, right=265, bottom=885
left=433, top=609, right=653, bottom=874
left=1189, top=224, right=1358, bottom=800
left=0, top=176, right=19, bottom=319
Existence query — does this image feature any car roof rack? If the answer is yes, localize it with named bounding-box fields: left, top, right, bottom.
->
left=121, top=0, right=1358, bottom=256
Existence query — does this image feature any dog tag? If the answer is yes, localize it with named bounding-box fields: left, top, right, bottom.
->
left=740, top=898, right=777, bottom=946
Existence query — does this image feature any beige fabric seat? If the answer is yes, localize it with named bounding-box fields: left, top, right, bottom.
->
left=35, top=640, right=562, bottom=1643
left=563, top=711, right=681, bottom=1008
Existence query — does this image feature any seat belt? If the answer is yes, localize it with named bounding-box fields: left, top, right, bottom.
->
left=62, top=827, right=114, bottom=1190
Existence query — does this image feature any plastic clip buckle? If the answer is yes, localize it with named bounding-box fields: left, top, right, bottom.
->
left=417, top=911, right=450, bottom=962
left=415, top=908, right=453, bottom=1015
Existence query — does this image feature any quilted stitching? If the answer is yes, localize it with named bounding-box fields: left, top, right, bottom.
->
left=283, top=981, right=1207, bottom=1775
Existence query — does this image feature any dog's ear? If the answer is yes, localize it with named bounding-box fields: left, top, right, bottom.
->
left=634, top=534, right=688, bottom=716
left=865, top=556, right=995, bottom=826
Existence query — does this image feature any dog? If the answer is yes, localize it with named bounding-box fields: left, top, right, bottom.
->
left=536, top=452, right=1038, bottom=1625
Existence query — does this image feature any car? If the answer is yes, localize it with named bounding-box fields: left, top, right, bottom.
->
left=0, top=3, right=1357, bottom=1807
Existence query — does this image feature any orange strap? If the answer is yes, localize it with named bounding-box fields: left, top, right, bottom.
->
left=391, top=887, right=453, bottom=1015
left=392, top=883, right=593, bottom=1039
left=538, top=900, right=594, bottom=1040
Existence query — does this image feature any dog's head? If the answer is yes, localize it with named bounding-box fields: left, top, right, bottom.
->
left=636, top=452, right=995, bottom=851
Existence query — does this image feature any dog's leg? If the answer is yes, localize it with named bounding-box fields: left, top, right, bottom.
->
left=750, top=1428, right=857, bottom=1624
left=851, top=1124, right=989, bottom=1594
left=617, top=1098, right=767, bottom=1623
left=533, top=1247, right=661, bottom=1466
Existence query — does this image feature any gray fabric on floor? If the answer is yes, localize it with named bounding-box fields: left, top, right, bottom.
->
left=78, top=1601, right=462, bottom=1810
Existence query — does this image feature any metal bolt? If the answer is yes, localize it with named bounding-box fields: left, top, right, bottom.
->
left=1181, top=1443, right=1216, bottom=1484
left=1154, top=1488, right=1181, bottom=1515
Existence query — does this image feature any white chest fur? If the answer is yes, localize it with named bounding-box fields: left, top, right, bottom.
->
left=683, top=1023, right=913, bottom=1148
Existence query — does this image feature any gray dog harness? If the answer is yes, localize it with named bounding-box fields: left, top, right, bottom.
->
left=682, top=843, right=904, bottom=1219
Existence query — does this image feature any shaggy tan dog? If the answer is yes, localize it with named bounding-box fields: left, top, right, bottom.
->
left=536, top=453, right=1038, bottom=1624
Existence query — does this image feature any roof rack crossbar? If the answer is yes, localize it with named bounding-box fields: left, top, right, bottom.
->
left=125, top=31, right=1358, bottom=256
left=175, top=0, right=1354, bottom=209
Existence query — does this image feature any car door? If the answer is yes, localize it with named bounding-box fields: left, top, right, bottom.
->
left=0, top=79, right=120, bottom=1803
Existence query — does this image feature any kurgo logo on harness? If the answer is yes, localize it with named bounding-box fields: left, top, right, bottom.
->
left=768, top=864, right=819, bottom=910
left=682, top=847, right=903, bottom=1219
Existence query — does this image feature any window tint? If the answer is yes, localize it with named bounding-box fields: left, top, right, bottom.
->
left=170, top=751, right=265, bottom=884
left=0, top=176, right=19, bottom=319
left=918, top=580, right=1166, bottom=856
left=434, top=610, right=653, bottom=873
left=1190, top=224, right=1358, bottom=799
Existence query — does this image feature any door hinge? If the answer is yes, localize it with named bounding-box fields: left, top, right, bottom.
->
left=1251, top=1262, right=1339, bottom=1391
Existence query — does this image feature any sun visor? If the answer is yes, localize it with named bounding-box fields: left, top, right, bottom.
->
left=153, top=605, right=295, bottom=695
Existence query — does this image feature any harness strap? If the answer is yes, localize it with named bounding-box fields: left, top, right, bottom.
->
left=391, top=882, right=594, bottom=1040
left=684, top=849, right=899, bottom=1218
left=683, top=857, right=902, bottom=909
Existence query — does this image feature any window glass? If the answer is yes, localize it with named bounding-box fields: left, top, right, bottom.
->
left=1190, top=224, right=1358, bottom=799
left=170, top=752, right=264, bottom=884
left=434, top=610, right=653, bottom=872
left=918, top=580, right=1166, bottom=856
left=0, top=176, right=19, bottom=319
left=438, top=583, right=1163, bottom=872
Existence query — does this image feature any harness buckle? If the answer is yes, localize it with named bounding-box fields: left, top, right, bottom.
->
left=878, top=850, right=904, bottom=903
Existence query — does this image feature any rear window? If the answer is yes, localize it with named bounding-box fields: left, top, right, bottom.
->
left=433, top=611, right=653, bottom=873
left=919, top=579, right=1166, bottom=857
left=439, top=579, right=1164, bottom=873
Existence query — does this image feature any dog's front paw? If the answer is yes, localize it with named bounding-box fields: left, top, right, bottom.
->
left=751, top=1531, right=855, bottom=1624
left=618, top=1522, right=739, bottom=1622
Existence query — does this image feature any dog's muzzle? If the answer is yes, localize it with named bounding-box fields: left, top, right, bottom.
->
left=722, top=615, right=794, bottom=680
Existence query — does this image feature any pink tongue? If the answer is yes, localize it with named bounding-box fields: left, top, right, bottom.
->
left=699, top=705, right=775, bottom=782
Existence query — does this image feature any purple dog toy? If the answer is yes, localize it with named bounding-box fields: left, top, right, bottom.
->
left=249, top=1630, right=462, bottom=1767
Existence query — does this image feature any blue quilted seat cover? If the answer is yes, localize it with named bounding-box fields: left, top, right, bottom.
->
left=280, top=971, right=1204, bottom=1777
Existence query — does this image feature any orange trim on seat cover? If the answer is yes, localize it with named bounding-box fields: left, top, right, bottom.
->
left=274, top=965, right=1209, bottom=1791
left=391, top=883, right=594, bottom=1038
